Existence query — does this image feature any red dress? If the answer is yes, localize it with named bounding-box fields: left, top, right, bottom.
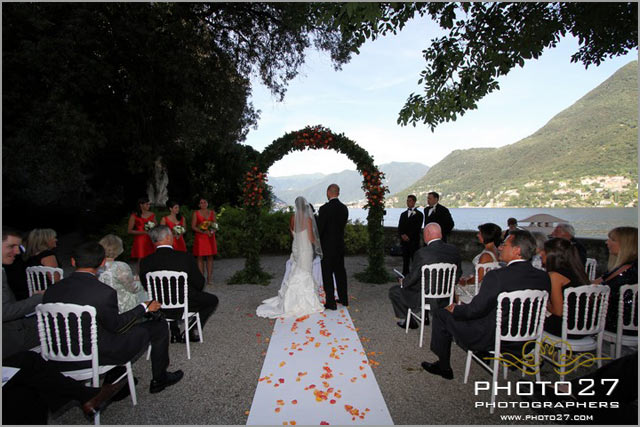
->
left=131, top=213, right=156, bottom=259
left=165, top=216, right=187, bottom=252
left=193, top=210, right=218, bottom=256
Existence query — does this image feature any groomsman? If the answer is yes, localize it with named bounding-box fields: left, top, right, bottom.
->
left=317, top=183, right=349, bottom=310
left=423, top=191, right=454, bottom=242
left=397, top=195, right=424, bottom=275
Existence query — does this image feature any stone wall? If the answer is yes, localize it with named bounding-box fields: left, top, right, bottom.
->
left=383, top=227, right=609, bottom=277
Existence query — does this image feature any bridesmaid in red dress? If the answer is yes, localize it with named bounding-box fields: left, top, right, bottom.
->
left=127, top=197, right=156, bottom=272
left=161, top=199, right=187, bottom=252
left=191, top=198, right=217, bottom=285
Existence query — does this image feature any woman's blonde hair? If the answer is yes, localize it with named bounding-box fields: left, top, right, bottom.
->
left=24, top=228, right=56, bottom=259
left=99, top=234, right=124, bottom=259
left=607, top=226, right=638, bottom=271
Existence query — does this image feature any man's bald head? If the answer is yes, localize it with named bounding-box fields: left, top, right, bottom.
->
left=424, top=222, right=442, bottom=243
left=327, top=184, right=340, bottom=199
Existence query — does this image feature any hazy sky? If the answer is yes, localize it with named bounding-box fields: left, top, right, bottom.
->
left=243, top=14, right=637, bottom=177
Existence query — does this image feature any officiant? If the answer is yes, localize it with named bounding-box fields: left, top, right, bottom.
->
left=397, top=195, right=424, bottom=275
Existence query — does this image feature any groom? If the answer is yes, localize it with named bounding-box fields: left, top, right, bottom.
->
left=317, top=183, right=349, bottom=310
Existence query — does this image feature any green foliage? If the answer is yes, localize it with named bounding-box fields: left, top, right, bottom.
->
left=2, top=3, right=359, bottom=227
left=344, top=220, right=368, bottom=255
left=393, top=61, right=638, bottom=208
left=319, top=2, right=638, bottom=129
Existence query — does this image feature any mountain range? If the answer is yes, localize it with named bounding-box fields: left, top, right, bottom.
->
left=391, top=60, right=638, bottom=208
left=270, top=162, right=429, bottom=206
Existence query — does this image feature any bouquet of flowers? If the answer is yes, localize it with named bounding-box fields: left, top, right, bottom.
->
left=199, top=221, right=218, bottom=234
left=173, top=225, right=185, bottom=237
left=144, top=221, right=156, bottom=232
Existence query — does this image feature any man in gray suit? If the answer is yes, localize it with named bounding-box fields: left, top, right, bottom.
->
left=2, top=227, right=43, bottom=359
left=388, top=223, right=462, bottom=329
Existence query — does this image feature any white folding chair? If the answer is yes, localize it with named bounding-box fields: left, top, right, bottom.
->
left=26, top=266, right=63, bottom=296
left=36, top=303, right=137, bottom=425
left=603, top=284, right=638, bottom=359
left=406, top=263, right=457, bottom=347
left=542, top=285, right=610, bottom=380
left=473, top=262, right=501, bottom=295
left=585, top=258, right=598, bottom=281
left=463, top=290, right=549, bottom=414
left=145, top=270, right=202, bottom=360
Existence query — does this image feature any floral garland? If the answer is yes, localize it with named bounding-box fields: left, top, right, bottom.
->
left=243, top=166, right=268, bottom=207
left=233, top=125, right=392, bottom=285
left=361, top=169, right=389, bottom=209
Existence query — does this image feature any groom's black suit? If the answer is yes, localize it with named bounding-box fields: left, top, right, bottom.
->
left=317, top=198, right=349, bottom=308
left=140, top=247, right=219, bottom=330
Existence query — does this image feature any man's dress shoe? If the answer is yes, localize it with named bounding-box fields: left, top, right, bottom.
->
left=397, top=319, right=419, bottom=329
left=336, top=299, right=349, bottom=307
left=324, top=303, right=337, bottom=310
left=82, top=378, right=127, bottom=417
left=421, top=361, right=454, bottom=380
left=149, top=370, right=184, bottom=394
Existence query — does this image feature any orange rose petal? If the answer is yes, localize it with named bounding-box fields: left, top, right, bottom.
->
left=291, top=400, right=298, bottom=405
left=275, top=407, right=281, bottom=413
left=245, top=410, right=250, bottom=415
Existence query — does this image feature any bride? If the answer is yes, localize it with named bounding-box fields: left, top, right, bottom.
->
left=257, top=196, right=324, bottom=318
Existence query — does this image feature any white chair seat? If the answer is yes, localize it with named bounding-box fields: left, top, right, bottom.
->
left=603, top=331, right=638, bottom=347
left=543, top=332, right=597, bottom=352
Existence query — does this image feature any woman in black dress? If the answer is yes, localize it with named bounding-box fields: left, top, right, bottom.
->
left=593, top=226, right=638, bottom=334
left=543, top=237, right=590, bottom=337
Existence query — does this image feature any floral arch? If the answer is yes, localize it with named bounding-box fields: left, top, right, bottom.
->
left=230, top=125, right=391, bottom=285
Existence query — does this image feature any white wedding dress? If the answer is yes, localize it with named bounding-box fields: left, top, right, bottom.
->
left=257, top=200, right=324, bottom=318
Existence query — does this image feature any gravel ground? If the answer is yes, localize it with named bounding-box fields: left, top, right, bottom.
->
left=49, top=254, right=603, bottom=425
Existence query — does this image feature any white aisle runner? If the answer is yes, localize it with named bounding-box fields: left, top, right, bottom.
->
left=247, top=309, right=393, bottom=425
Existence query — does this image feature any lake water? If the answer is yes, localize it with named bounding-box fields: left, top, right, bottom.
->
left=347, top=207, right=638, bottom=239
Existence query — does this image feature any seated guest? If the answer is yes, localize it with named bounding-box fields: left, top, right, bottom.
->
left=530, top=231, right=547, bottom=271
left=43, top=242, right=183, bottom=394
left=3, top=351, right=126, bottom=424
left=2, top=227, right=43, bottom=358
left=422, top=230, right=551, bottom=380
left=550, top=223, right=587, bottom=266
left=388, top=223, right=462, bottom=329
left=24, top=228, right=62, bottom=282
left=458, top=223, right=501, bottom=286
left=593, top=226, right=638, bottom=335
left=140, top=225, right=219, bottom=343
left=99, top=234, right=148, bottom=313
left=542, top=238, right=590, bottom=338
left=3, top=229, right=29, bottom=300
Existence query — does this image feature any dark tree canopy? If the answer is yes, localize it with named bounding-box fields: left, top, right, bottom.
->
left=320, top=2, right=638, bottom=129
left=2, top=2, right=354, bottom=229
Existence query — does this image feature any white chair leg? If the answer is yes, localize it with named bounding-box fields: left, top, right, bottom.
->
left=405, top=309, right=411, bottom=334
left=418, top=311, right=425, bottom=348
left=146, top=344, right=151, bottom=361
left=126, top=362, right=137, bottom=406
left=463, top=351, right=473, bottom=384
left=196, top=313, right=203, bottom=343
left=95, top=411, right=100, bottom=425
left=184, top=315, right=191, bottom=360
left=503, top=363, right=508, bottom=380
left=490, top=358, right=499, bottom=415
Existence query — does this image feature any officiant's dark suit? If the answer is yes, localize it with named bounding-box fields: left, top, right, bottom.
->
left=140, top=245, right=219, bottom=334
left=43, top=271, right=171, bottom=381
left=389, top=223, right=462, bottom=322
left=423, top=192, right=454, bottom=242
left=317, top=184, right=349, bottom=310
left=397, top=195, right=424, bottom=275
left=425, top=231, right=551, bottom=377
